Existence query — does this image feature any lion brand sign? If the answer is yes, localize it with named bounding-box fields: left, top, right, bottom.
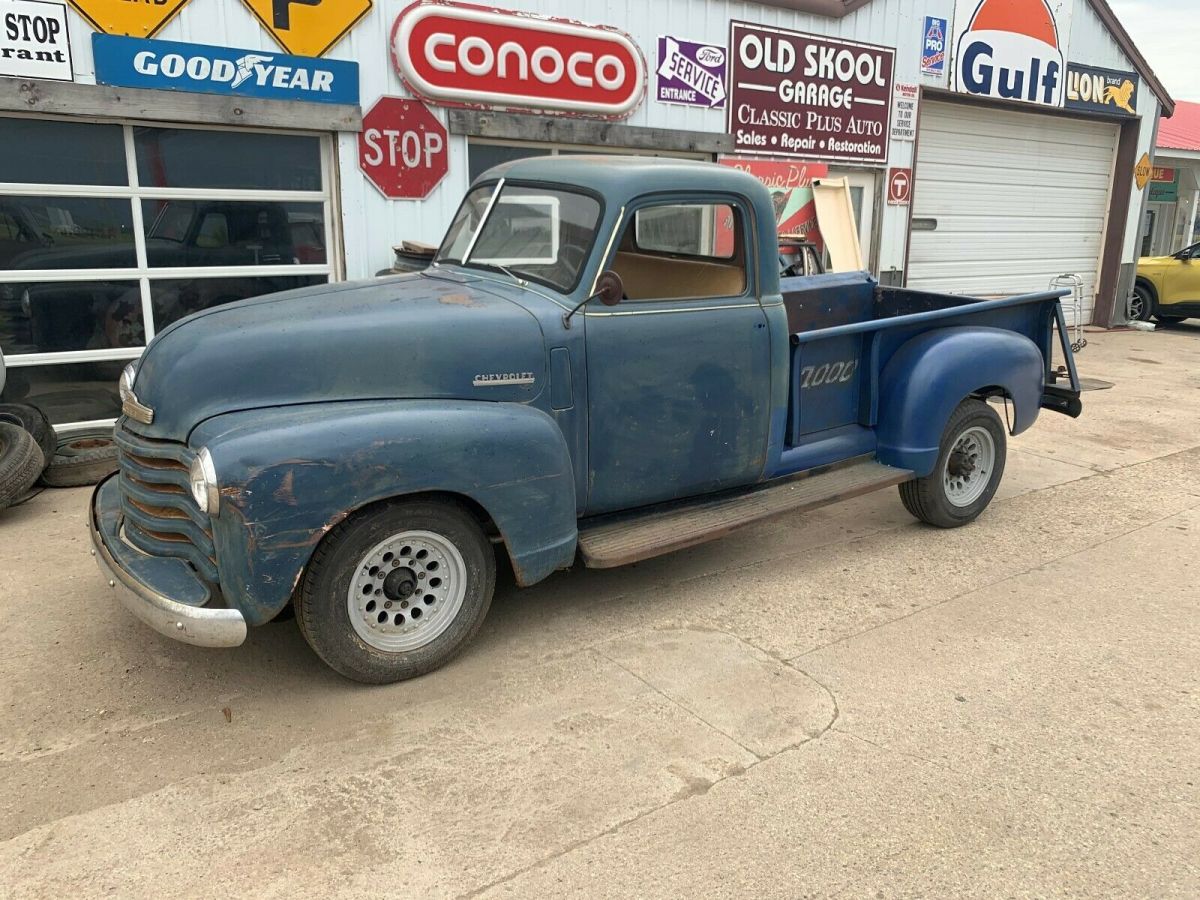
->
left=953, top=0, right=1074, bottom=108
left=391, top=1, right=646, bottom=119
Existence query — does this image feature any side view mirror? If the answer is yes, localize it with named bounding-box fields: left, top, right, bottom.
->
left=562, top=270, right=625, bottom=329
left=593, top=270, right=624, bottom=306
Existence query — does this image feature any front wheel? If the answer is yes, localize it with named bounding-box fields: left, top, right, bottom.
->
left=899, top=399, right=1007, bottom=528
left=296, top=498, right=496, bottom=684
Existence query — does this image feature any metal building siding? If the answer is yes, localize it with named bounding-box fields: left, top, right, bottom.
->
left=908, top=101, right=1118, bottom=321
left=54, top=0, right=1158, bottom=281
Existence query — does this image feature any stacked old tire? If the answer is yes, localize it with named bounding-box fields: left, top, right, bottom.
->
left=0, top=403, right=120, bottom=512
left=0, top=403, right=52, bottom=510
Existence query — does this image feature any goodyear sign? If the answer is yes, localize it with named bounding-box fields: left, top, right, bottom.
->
left=1065, top=63, right=1138, bottom=116
left=92, top=34, right=359, bottom=104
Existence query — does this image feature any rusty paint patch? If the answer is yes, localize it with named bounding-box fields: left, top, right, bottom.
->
left=273, top=470, right=298, bottom=506
left=438, top=293, right=484, bottom=308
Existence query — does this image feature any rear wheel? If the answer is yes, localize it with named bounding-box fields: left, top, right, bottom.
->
left=296, top=498, right=496, bottom=684
left=899, top=399, right=1007, bottom=528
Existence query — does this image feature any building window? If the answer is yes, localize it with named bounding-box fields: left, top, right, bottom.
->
left=467, top=139, right=710, bottom=184
left=0, top=115, right=338, bottom=428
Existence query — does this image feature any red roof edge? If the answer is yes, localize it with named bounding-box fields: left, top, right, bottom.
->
left=1157, top=101, right=1200, bottom=152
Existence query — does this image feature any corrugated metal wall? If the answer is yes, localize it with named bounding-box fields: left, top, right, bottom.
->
left=58, top=0, right=1160, bottom=282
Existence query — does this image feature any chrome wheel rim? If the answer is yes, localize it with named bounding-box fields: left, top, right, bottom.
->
left=944, top=426, right=996, bottom=508
left=1128, top=291, right=1145, bottom=320
left=347, top=530, right=467, bottom=652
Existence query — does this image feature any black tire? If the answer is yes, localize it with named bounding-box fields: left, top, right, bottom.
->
left=899, top=399, right=1007, bottom=528
left=0, top=422, right=45, bottom=509
left=1130, top=284, right=1155, bottom=322
left=41, top=430, right=119, bottom=488
left=0, top=403, right=56, bottom=469
left=1153, top=313, right=1187, bottom=325
left=296, top=498, right=496, bottom=684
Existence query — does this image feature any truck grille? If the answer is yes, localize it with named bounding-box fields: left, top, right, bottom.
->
left=113, top=424, right=219, bottom=583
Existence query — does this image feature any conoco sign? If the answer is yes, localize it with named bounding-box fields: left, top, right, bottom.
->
left=391, top=0, right=646, bottom=119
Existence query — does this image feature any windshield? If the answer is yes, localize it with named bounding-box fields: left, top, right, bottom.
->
left=436, top=183, right=602, bottom=293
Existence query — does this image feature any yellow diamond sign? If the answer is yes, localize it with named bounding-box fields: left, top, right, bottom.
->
left=242, top=0, right=372, bottom=57
left=1134, top=153, right=1153, bottom=191
left=67, top=0, right=192, bottom=38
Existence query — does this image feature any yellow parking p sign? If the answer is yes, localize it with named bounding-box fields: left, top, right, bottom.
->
left=67, top=0, right=193, bottom=38
left=242, top=0, right=372, bottom=57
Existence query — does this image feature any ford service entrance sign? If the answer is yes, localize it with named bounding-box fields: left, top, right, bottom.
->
left=92, top=34, right=359, bottom=105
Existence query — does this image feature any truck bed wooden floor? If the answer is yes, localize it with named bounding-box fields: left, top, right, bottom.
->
left=577, top=458, right=913, bottom=568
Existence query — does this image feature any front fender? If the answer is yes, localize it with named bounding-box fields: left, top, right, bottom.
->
left=189, top=400, right=578, bottom=625
left=876, top=327, right=1044, bottom=477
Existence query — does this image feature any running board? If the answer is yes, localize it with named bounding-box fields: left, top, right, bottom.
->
left=577, top=459, right=913, bottom=569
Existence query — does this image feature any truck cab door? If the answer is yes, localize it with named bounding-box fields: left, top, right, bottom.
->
left=583, top=197, right=771, bottom=515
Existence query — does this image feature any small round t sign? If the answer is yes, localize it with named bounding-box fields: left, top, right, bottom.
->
left=359, top=97, right=448, bottom=199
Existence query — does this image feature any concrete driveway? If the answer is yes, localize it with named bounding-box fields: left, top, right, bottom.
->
left=1, top=326, right=1198, bottom=898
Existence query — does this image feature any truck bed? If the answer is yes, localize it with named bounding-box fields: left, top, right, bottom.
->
left=772, top=271, right=1077, bottom=478
left=781, top=271, right=1017, bottom=334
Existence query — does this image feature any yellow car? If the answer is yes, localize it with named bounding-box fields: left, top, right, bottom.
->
left=1133, top=246, right=1200, bottom=323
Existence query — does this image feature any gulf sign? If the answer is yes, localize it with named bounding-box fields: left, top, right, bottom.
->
left=391, top=1, right=646, bottom=119
left=953, top=0, right=1074, bottom=108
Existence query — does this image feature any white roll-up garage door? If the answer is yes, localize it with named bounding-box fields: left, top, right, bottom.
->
left=907, top=101, right=1118, bottom=323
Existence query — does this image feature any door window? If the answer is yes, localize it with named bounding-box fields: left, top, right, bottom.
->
left=611, top=201, right=747, bottom=301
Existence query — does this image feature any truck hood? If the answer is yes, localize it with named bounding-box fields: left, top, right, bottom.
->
left=130, top=273, right=548, bottom=439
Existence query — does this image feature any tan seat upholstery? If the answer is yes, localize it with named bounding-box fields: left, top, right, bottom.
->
left=613, top=251, right=746, bottom=301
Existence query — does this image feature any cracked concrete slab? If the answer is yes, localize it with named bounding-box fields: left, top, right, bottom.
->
left=599, top=628, right=837, bottom=758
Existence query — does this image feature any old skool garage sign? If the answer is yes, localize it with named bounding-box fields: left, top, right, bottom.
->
left=391, top=1, right=646, bottom=119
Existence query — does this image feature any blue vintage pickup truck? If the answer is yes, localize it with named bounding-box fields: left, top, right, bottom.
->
left=92, top=157, right=1082, bottom=683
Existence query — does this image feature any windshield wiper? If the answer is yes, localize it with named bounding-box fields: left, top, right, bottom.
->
left=470, top=261, right=528, bottom=286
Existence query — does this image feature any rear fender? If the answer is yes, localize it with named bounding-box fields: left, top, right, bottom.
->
left=876, top=327, right=1044, bottom=477
left=189, top=400, right=578, bottom=625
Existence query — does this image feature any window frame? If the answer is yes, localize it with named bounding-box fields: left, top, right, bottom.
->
left=0, top=113, right=342, bottom=425
left=608, top=193, right=755, bottom=305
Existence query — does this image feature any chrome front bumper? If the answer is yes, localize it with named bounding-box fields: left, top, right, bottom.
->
left=90, top=475, right=247, bottom=648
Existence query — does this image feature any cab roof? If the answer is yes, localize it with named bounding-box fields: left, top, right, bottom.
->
left=476, top=155, right=771, bottom=207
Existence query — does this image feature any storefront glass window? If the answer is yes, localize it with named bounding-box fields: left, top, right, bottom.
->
left=0, top=360, right=127, bottom=425
left=0, top=116, right=336, bottom=427
left=134, top=127, right=322, bottom=191
left=0, top=118, right=128, bottom=187
left=149, top=275, right=326, bottom=330
left=0, top=197, right=136, bottom=270
left=140, top=200, right=327, bottom=267
left=0, top=280, right=144, bottom=355
left=467, top=144, right=551, bottom=183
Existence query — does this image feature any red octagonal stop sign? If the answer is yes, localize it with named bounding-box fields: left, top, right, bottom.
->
left=359, top=97, right=449, bottom=199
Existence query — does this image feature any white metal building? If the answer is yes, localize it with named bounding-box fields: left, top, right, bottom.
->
left=0, top=0, right=1174, bottom=429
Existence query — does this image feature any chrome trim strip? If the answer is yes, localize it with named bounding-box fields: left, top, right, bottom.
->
left=462, top=177, right=505, bottom=264
left=122, top=393, right=154, bottom=424
left=588, top=205, right=627, bottom=297
left=90, top=483, right=246, bottom=649
left=584, top=303, right=763, bottom=317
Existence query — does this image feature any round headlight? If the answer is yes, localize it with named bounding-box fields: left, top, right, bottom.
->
left=189, top=447, right=219, bottom=515
left=118, top=360, right=138, bottom=403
